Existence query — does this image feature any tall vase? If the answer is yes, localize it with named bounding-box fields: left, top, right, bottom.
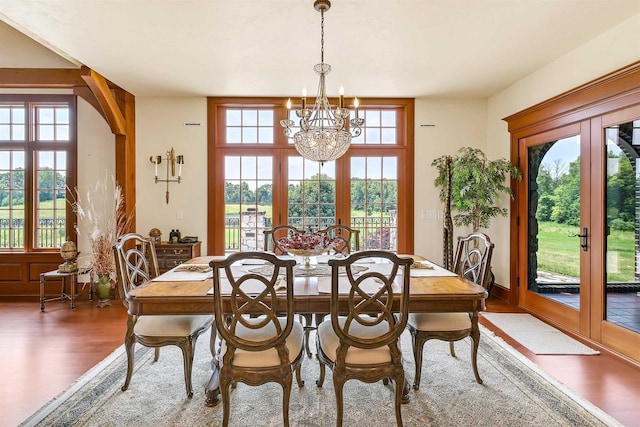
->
left=95, top=274, right=112, bottom=308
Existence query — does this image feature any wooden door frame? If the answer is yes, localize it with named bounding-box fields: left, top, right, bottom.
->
left=504, top=61, right=640, bottom=362
left=504, top=61, right=640, bottom=306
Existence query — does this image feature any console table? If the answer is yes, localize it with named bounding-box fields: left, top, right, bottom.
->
left=154, top=241, right=201, bottom=273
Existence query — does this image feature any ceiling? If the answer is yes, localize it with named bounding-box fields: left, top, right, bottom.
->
left=0, top=0, right=638, bottom=98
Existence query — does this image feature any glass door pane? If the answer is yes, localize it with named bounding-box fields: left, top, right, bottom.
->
left=223, top=155, right=273, bottom=252
left=605, top=120, right=640, bottom=334
left=351, top=156, right=398, bottom=250
left=287, top=157, right=336, bottom=230
left=527, top=136, right=581, bottom=310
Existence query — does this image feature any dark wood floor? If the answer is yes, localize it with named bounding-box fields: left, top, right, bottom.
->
left=2, top=296, right=640, bottom=427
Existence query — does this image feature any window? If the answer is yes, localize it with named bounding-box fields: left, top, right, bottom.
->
left=208, top=98, right=414, bottom=255
left=0, top=95, right=76, bottom=250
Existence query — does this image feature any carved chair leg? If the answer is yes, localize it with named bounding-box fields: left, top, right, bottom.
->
left=179, top=339, right=195, bottom=398
left=333, top=376, right=345, bottom=427
left=410, top=330, right=427, bottom=390
left=295, top=363, right=304, bottom=387
left=449, top=341, right=456, bottom=357
left=316, top=361, right=326, bottom=387
left=122, top=333, right=136, bottom=392
left=395, top=374, right=405, bottom=426
left=153, top=347, right=160, bottom=362
left=470, top=313, right=483, bottom=384
left=301, top=314, right=313, bottom=357
left=470, top=334, right=483, bottom=384
left=281, top=374, right=293, bottom=427
left=220, top=376, right=232, bottom=427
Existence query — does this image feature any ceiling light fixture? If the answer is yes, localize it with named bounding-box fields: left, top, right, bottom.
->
left=280, top=0, right=363, bottom=165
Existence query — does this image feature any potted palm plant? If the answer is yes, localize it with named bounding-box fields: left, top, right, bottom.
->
left=432, top=147, right=521, bottom=270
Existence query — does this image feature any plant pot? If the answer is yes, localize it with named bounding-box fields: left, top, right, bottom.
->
left=94, top=274, right=112, bottom=308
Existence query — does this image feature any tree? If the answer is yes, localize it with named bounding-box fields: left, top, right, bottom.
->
left=549, top=159, right=580, bottom=226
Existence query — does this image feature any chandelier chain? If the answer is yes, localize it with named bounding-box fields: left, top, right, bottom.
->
left=320, top=9, right=324, bottom=64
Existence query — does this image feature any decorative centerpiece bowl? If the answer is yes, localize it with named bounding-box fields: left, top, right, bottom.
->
left=278, top=231, right=339, bottom=270
left=286, top=247, right=332, bottom=270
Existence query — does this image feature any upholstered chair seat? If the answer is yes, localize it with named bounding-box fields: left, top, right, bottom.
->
left=316, top=317, right=395, bottom=364
left=407, top=312, right=471, bottom=332
left=220, top=318, right=304, bottom=367
left=134, top=315, right=213, bottom=336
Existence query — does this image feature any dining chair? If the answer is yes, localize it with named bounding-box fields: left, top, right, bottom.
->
left=263, top=224, right=306, bottom=254
left=406, top=232, right=494, bottom=390
left=316, top=224, right=360, bottom=254
left=210, top=251, right=304, bottom=427
left=304, top=224, right=361, bottom=356
left=316, top=250, right=413, bottom=427
left=264, top=224, right=321, bottom=357
left=113, top=233, right=213, bottom=398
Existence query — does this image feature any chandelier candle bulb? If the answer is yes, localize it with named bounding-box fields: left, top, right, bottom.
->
left=339, top=86, right=344, bottom=108
left=301, top=88, right=307, bottom=110
left=286, top=98, right=292, bottom=119
left=354, top=97, right=359, bottom=118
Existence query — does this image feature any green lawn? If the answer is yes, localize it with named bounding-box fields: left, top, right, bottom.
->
left=0, top=198, right=66, bottom=219
left=537, top=221, right=635, bottom=281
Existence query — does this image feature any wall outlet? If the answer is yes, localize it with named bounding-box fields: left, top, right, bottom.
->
left=176, top=209, right=183, bottom=220
left=421, top=209, right=438, bottom=220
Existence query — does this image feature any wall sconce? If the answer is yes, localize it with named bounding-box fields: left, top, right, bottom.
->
left=150, top=147, right=184, bottom=204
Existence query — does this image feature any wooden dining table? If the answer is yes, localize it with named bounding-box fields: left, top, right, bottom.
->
left=125, top=255, right=488, bottom=406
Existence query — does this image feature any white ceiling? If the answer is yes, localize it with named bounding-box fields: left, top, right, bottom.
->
left=0, top=0, right=639, bottom=98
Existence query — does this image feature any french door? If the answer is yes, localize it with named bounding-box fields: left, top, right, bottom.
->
left=207, top=98, right=414, bottom=256
left=518, top=105, right=640, bottom=359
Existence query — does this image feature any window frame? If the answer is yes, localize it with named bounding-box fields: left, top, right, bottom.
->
left=207, top=97, right=414, bottom=255
left=0, top=94, right=77, bottom=252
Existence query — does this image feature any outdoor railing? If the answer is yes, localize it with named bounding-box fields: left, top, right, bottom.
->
left=0, top=218, right=66, bottom=248
left=223, top=216, right=397, bottom=251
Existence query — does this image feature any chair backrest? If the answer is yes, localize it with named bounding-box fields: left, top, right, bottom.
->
left=263, top=225, right=306, bottom=254
left=210, top=252, right=297, bottom=357
left=317, top=224, right=360, bottom=254
left=113, top=233, right=160, bottom=309
left=327, top=251, right=413, bottom=354
left=453, top=232, right=494, bottom=289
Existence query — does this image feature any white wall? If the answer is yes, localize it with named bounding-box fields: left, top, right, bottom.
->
left=75, top=98, right=115, bottom=260
left=486, top=13, right=640, bottom=287
left=135, top=97, right=209, bottom=252
left=413, top=99, right=486, bottom=263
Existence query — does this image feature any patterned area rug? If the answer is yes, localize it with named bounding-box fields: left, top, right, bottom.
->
left=21, top=326, right=621, bottom=427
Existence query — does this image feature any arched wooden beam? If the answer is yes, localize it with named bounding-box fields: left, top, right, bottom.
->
left=80, top=66, right=126, bottom=135
left=73, top=85, right=108, bottom=122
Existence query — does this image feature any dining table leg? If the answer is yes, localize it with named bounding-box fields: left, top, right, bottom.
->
left=205, top=325, right=221, bottom=406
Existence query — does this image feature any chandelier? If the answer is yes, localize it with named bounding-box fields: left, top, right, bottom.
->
left=280, top=0, right=364, bottom=165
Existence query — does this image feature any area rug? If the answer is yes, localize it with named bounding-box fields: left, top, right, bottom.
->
left=21, top=326, right=619, bottom=427
left=481, top=313, right=600, bottom=355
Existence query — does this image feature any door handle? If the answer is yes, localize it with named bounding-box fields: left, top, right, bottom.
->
left=571, top=227, right=588, bottom=251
